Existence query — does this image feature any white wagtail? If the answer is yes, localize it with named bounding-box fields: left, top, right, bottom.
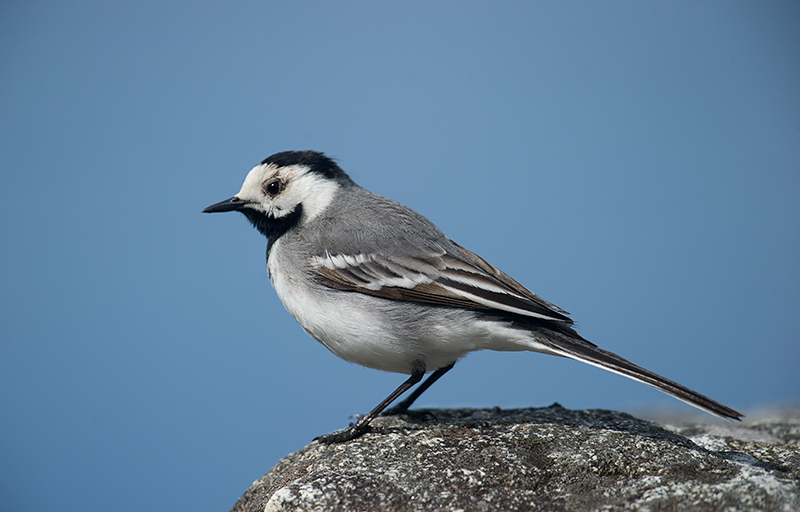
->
left=204, top=150, right=742, bottom=443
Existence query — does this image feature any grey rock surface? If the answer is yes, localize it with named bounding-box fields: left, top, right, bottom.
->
left=231, top=405, right=800, bottom=512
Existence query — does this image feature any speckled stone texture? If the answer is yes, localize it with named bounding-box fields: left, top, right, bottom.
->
left=231, top=405, right=799, bottom=512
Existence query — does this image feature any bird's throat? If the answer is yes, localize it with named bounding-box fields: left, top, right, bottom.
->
left=242, top=204, right=303, bottom=251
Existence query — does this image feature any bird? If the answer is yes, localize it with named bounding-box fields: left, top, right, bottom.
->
left=203, top=150, right=742, bottom=443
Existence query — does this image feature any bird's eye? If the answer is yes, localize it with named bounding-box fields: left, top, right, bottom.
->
left=265, top=180, right=282, bottom=196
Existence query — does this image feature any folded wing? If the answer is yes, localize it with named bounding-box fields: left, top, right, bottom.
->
left=311, top=241, right=572, bottom=324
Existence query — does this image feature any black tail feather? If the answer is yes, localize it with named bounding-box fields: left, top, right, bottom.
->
left=542, top=330, right=743, bottom=421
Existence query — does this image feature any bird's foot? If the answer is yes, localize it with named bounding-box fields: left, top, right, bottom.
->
left=382, top=406, right=437, bottom=421
left=314, top=422, right=372, bottom=444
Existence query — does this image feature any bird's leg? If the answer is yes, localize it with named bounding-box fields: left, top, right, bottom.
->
left=383, top=362, right=455, bottom=416
left=315, top=370, right=425, bottom=444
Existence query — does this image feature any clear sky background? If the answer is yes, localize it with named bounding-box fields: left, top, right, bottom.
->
left=2, top=2, right=798, bottom=511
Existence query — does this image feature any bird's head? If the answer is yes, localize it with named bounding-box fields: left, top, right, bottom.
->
left=203, top=151, right=353, bottom=238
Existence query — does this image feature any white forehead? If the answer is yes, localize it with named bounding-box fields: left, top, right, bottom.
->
left=236, top=163, right=306, bottom=198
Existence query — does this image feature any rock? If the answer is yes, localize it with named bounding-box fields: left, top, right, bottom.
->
left=231, top=405, right=800, bottom=512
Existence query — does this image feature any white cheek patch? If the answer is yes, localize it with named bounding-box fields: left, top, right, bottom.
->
left=232, top=163, right=339, bottom=223
left=284, top=171, right=339, bottom=223
left=268, top=199, right=300, bottom=219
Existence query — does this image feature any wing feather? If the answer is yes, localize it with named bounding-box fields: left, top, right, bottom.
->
left=311, top=243, right=572, bottom=323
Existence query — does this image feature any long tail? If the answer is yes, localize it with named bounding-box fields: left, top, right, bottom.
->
left=536, top=328, right=744, bottom=420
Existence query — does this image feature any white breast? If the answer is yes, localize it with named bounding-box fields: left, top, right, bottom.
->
left=267, top=238, right=417, bottom=373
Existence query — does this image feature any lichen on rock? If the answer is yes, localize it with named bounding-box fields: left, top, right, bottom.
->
left=231, top=405, right=800, bottom=512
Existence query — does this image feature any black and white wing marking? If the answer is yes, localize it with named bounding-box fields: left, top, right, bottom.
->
left=311, top=240, right=573, bottom=324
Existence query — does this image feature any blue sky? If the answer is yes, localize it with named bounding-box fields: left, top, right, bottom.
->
left=2, top=2, right=798, bottom=511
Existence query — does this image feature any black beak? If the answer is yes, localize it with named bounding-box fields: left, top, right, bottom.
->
left=202, top=196, right=248, bottom=213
